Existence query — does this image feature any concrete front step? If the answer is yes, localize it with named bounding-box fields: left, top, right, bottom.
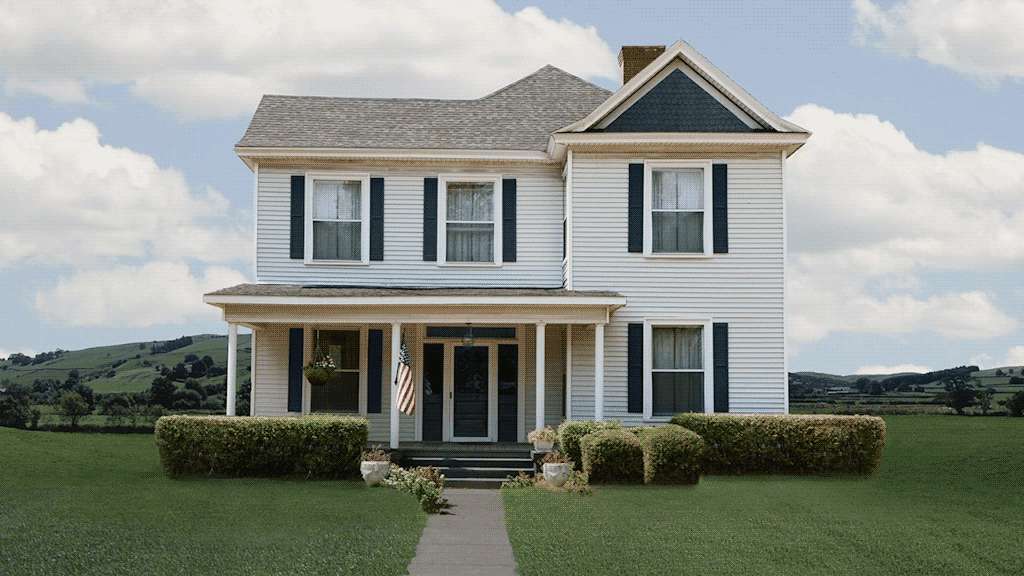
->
left=397, top=449, right=534, bottom=489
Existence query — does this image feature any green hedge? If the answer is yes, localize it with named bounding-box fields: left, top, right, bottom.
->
left=580, top=428, right=643, bottom=484
left=557, top=419, right=622, bottom=471
left=155, top=414, right=369, bottom=479
left=638, top=424, right=706, bottom=485
left=669, top=413, right=887, bottom=475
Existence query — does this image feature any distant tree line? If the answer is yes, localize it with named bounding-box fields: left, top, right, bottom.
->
left=149, top=336, right=194, bottom=355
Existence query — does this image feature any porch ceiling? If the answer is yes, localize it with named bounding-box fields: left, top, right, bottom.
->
left=204, top=284, right=626, bottom=326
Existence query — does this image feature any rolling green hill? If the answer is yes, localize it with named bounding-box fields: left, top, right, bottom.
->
left=0, top=334, right=251, bottom=394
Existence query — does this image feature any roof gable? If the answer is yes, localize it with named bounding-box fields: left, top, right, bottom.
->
left=602, top=68, right=756, bottom=133
left=560, top=40, right=807, bottom=135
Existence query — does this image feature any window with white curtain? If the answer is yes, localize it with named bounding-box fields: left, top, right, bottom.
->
left=306, top=174, right=370, bottom=263
left=439, top=175, right=501, bottom=264
left=651, top=326, right=704, bottom=415
left=645, top=162, right=711, bottom=256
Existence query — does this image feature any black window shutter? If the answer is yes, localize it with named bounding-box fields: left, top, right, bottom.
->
left=369, top=177, right=384, bottom=261
left=423, top=178, right=437, bottom=261
left=367, top=329, right=383, bottom=413
left=502, top=178, right=516, bottom=262
left=713, top=323, right=729, bottom=412
left=288, top=328, right=304, bottom=413
left=628, top=164, right=643, bottom=253
left=290, top=176, right=305, bottom=260
left=627, top=323, right=643, bottom=412
left=713, top=164, right=728, bottom=254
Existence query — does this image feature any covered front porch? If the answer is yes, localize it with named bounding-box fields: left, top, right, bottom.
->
left=204, top=285, right=625, bottom=448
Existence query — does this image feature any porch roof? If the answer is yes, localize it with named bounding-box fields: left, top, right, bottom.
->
left=204, top=284, right=626, bottom=326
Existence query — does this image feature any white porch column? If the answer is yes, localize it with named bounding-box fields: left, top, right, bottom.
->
left=594, top=323, right=605, bottom=421
left=535, top=322, right=546, bottom=430
left=390, top=322, right=401, bottom=449
left=226, top=322, right=238, bottom=416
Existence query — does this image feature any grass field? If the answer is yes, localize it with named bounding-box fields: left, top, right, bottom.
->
left=0, top=428, right=426, bottom=576
left=503, top=416, right=1024, bottom=575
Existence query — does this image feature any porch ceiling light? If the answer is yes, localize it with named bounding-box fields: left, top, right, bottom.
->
left=463, top=324, right=474, bottom=347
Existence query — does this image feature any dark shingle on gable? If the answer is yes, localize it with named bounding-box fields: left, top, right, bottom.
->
left=603, top=69, right=755, bottom=133
left=237, top=66, right=612, bottom=152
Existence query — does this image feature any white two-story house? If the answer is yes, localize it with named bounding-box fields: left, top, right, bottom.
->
left=205, top=41, right=809, bottom=448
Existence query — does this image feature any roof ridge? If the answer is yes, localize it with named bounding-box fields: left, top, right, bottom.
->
left=480, top=64, right=611, bottom=100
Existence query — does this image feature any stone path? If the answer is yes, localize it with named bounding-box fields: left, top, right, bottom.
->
left=406, top=488, right=518, bottom=576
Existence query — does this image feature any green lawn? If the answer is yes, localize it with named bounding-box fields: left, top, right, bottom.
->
left=0, top=428, right=426, bottom=575
left=503, top=416, right=1024, bottom=575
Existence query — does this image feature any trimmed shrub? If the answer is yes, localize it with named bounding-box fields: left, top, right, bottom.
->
left=580, top=428, right=643, bottom=484
left=557, top=419, right=622, bottom=471
left=670, top=413, right=886, bottom=475
left=155, top=414, right=368, bottom=479
left=638, top=424, right=706, bottom=485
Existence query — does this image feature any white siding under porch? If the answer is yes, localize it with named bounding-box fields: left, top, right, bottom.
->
left=568, top=152, right=787, bottom=421
left=255, top=163, right=565, bottom=288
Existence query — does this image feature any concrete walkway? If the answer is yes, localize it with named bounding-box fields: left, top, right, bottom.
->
left=406, top=488, right=518, bottom=576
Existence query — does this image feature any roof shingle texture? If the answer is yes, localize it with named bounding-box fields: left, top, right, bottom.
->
left=206, top=284, right=621, bottom=299
left=236, top=66, right=612, bottom=152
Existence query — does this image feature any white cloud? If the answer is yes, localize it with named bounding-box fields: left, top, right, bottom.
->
left=35, top=262, right=247, bottom=327
left=853, top=0, right=1024, bottom=86
left=1004, top=346, right=1024, bottom=366
left=855, top=364, right=932, bottom=375
left=4, top=78, right=90, bottom=103
left=970, top=353, right=996, bottom=369
left=0, top=0, right=620, bottom=119
left=785, top=104, right=1022, bottom=344
left=0, top=112, right=250, bottom=268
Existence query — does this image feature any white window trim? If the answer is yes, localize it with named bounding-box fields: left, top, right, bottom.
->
left=303, top=325, right=369, bottom=415
left=643, top=160, right=713, bottom=258
left=305, top=171, right=371, bottom=265
left=643, top=318, right=714, bottom=420
left=437, top=173, right=503, bottom=266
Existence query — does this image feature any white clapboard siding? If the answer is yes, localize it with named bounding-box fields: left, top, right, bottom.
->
left=253, top=327, right=290, bottom=416
left=256, top=164, right=564, bottom=287
left=569, top=152, right=787, bottom=421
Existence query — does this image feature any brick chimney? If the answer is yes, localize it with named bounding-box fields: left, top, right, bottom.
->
left=618, top=45, right=666, bottom=85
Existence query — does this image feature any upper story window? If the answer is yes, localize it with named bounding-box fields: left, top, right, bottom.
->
left=644, top=161, right=712, bottom=257
left=306, top=173, right=370, bottom=264
left=439, top=175, right=502, bottom=265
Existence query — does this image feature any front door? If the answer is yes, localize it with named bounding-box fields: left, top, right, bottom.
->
left=452, top=345, right=490, bottom=440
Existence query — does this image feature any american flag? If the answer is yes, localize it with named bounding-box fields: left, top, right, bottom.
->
left=395, top=333, right=415, bottom=416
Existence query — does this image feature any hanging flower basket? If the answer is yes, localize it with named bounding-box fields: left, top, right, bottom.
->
left=304, top=343, right=336, bottom=386
left=303, top=364, right=334, bottom=386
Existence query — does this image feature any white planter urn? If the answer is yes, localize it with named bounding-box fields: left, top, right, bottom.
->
left=543, top=463, right=572, bottom=488
left=533, top=440, right=554, bottom=451
left=360, top=461, right=390, bottom=486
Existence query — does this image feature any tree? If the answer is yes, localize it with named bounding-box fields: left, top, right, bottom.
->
left=977, top=388, right=995, bottom=416
left=148, top=376, right=176, bottom=409
left=1002, top=392, right=1024, bottom=417
left=866, top=381, right=885, bottom=396
left=57, top=392, right=91, bottom=430
left=0, top=382, right=32, bottom=429
left=936, top=375, right=979, bottom=415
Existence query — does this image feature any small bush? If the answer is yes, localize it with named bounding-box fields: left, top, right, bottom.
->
left=384, top=464, right=447, bottom=513
left=540, top=450, right=573, bottom=465
left=501, top=472, right=536, bottom=489
left=580, top=428, right=643, bottom=484
left=557, top=419, right=622, bottom=470
left=154, top=414, right=369, bottom=479
left=670, top=413, right=887, bottom=475
left=639, top=424, right=706, bottom=485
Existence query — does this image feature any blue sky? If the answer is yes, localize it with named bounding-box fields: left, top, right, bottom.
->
left=0, top=0, right=1021, bottom=375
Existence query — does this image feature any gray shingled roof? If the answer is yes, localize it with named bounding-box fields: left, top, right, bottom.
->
left=236, top=66, right=612, bottom=152
left=206, top=284, right=622, bottom=299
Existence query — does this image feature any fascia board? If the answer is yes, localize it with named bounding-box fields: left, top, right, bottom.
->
left=203, top=294, right=627, bottom=309
left=549, top=131, right=809, bottom=160
left=235, top=146, right=556, bottom=166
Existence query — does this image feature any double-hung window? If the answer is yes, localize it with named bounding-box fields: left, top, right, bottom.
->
left=644, top=161, right=712, bottom=256
left=644, top=319, right=712, bottom=417
left=438, top=175, right=502, bottom=265
left=307, top=173, right=370, bottom=263
left=310, top=330, right=361, bottom=413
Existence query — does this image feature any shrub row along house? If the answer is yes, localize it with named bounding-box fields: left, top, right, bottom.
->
left=204, top=41, right=809, bottom=448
